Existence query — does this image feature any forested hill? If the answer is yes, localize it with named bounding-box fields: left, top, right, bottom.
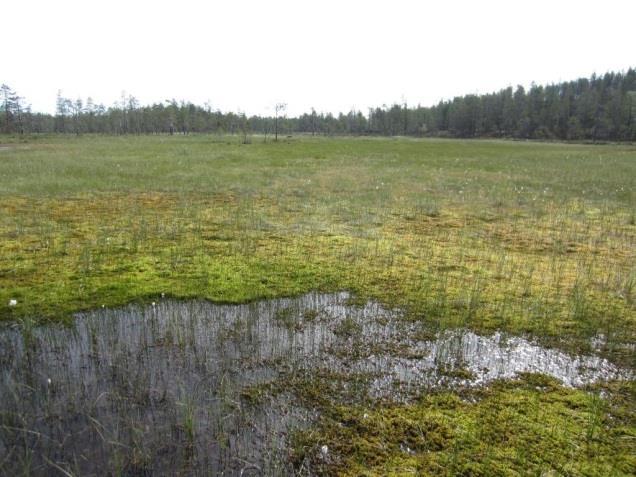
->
left=2, top=68, right=635, bottom=141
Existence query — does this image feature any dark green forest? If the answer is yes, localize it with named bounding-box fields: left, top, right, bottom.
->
left=2, top=68, right=636, bottom=140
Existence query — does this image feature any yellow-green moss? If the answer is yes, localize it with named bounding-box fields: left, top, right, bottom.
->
left=291, top=376, right=636, bottom=476
left=1, top=136, right=634, bottom=355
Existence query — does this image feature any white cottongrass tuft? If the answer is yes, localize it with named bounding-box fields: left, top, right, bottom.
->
left=320, top=445, right=329, bottom=456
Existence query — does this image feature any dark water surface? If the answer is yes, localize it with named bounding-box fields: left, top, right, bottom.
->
left=0, top=292, right=630, bottom=475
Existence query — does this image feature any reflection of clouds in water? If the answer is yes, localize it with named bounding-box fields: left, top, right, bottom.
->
left=1, top=292, right=629, bottom=396
left=1, top=291, right=628, bottom=397
left=359, top=330, right=627, bottom=399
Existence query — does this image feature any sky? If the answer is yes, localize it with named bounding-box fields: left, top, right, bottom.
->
left=4, top=0, right=635, bottom=116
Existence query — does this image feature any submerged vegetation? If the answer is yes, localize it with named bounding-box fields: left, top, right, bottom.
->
left=0, top=134, right=635, bottom=474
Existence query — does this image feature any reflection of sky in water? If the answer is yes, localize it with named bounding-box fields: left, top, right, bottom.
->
left=0, top=292, right=630, bottom=475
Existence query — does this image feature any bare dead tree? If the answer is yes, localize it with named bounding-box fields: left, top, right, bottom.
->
left=274, top=102, right=286, bottom=142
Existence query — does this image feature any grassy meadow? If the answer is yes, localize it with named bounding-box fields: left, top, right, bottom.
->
left=0, top=134, right=635, bottom=474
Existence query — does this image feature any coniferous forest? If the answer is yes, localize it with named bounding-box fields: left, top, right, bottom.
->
left=2, top=68, right=636, bottom=141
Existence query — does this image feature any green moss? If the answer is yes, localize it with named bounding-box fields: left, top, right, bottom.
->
left=1, top=135, right=634, bottom=361
left=291, top=377, right=636, bottom=476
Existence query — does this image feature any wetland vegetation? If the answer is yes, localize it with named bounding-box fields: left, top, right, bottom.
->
left=0, top=135, right=634, bottom=475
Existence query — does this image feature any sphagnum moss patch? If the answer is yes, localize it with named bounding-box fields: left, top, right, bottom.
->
left=0, top=134, right=634, bottom=474
left=290, top=378, right=636, bottom=476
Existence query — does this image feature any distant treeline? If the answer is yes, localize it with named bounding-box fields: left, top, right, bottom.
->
left=2, top=68, right=636, bottom=141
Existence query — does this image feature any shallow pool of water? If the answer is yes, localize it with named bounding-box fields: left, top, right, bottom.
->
left=0, top=292, right=630, bottom=475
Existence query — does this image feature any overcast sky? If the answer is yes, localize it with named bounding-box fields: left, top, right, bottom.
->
left=4, top=0, right=635, bottom=116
